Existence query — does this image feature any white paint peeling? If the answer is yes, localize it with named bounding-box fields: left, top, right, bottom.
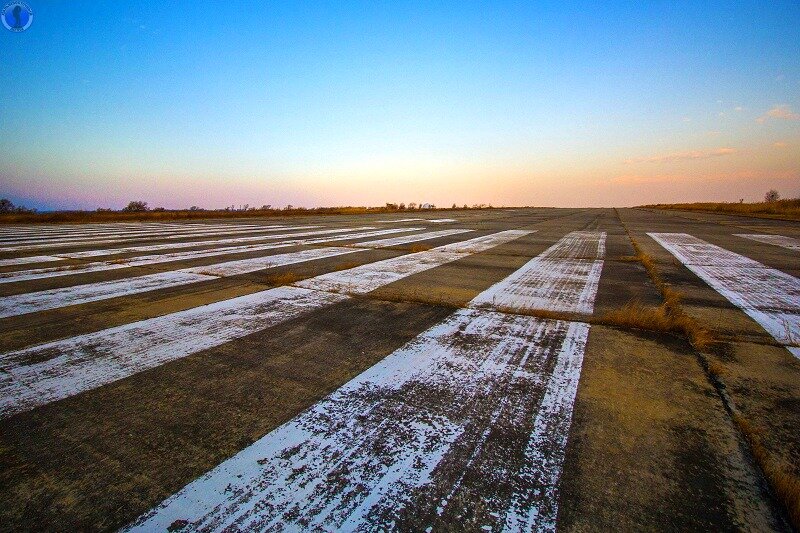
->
left=0, top=225, right=313, bottom=252
left=54, top=227, right=351, bottom=259
left=0, top=256, right=65, bottom=267
left=470, top=231, right=606, bottom=315
left=295, top=230, right=532, bottom=295
left=0, top=272, right=216, bottom=319
left=649, top=233, right=800, bottom=358
left=735, top=234, right=800, bottom=252
left=125, top=229, right=593, bottom=532
left=125, top=310, right=589, bottom=532
left=0, top=230, right=524, bottom=417
left=0, top=229, right=444, bottom=317
left=502, top=321, right=589, bottom=531
left=0, top=287, right=349, bottom=419
left=0, top=228, right=411, bottom=284
left=350, top=229, right=472, bottom=249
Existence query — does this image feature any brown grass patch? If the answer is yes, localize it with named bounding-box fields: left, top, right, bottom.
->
left=408, top=244, right=432, bottom=253
left=0, top=206, right=488, bottom=225
left=613, top=209, right=714, bottom=350
left=601, top=302, right=672, bottom=330
left=734, top=414, right=800, bottom=529
left=642, top=198, right=800, bottom=221
left=706, top=360, right=726, bottom=378
left=599, top=302, right=713, bottom=350
left=263, top=271, right=300, bottom=286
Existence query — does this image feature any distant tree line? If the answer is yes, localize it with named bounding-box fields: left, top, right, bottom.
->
left=0, top=198, right=36, bottom=214
left=93, top=201, right=498, bottom=212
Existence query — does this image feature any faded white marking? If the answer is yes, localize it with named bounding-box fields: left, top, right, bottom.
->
left=54, top=226, right=340, bottom=259
left=0, top=271, right=217, bottom=318
left=0, top=229, right=440, bottom=318
left=296, top=230, right=532, bottom=295
left=125, top=310, right=589, bottom=532
left=0, top=256, right=65, bottom=267
left=428, top=219, right=457, bottom=223
left=649, top=233, right=800, bottom=358
left=350, top=228, right=472, bottom=248
left=126, top=230, right=594, bottom=532
left=735, top=234, right=800, bottom=252
left=471, top=231, right=606, bottom=314
left=179, top=247, right=359, bottom=278
left=0, top=287, right=347, bottom=418
left=0, top=224, right=286, bottom=245
left=0, top=228, right=411, bottom=284
left=502, top=321, right=589, bottom=531
left=0, top=230, right=524, bottom=417
left=0, top=222, right=277, bottom=241
left=0, top=225, right=310, bottom=252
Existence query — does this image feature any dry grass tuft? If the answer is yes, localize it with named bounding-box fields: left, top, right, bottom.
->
left=264, top=271, right=300, bottom=286
left=599, top=302, right=713, bottom=350
left=734, top=414, right=800, bottom=529
left=408, top=244, right=432, bottom=253
left=601, top=302, right=672, bottom=331
left=614, top=210, right=714, bottom=351
left=706, top=360, right=727, bottom=378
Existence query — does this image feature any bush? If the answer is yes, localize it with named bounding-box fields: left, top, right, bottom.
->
left=122, top=200, right=149, bottom=212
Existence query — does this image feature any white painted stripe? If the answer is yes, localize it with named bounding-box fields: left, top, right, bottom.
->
left=178, top=247, right=359, bottom=278
left=502, top=321, right=589, bottom=531
left=0, top=287, right=348, bottom=419
left=735, top=234, right=800, bottom=252
left=0, top=230, right=456, bottom=318
left=375, top=218, right=425, bottom=223
left=0, top=225, right=267, bottom=241
left=649, top=233, right=800, bottom=358
left=296, top=230, right=532, bottom=295
left=470, top=231, right=606, bottom=314
left=0, top=248, right=355, bottom=319
left=125, top=305, right=589, bottom=531
left=56, top=227, right=360, bottom=259
left=0, top=230, right=522, bottom=417
left=0, top=222, right=272, bottom=237
left=0, top=271, right=217, bottom=318
left=0, top=223, right=281, bottom=243
left=429, top=218, right=457, bottom=223
left=0, top=256, right=65, bottom=267
left=0, top=225, right=296, bottom=250
left=0, top=228, right=408, bottom=284
left=350, top=228, right=472, bottom=248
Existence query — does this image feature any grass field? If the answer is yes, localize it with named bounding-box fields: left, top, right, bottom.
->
left=642, top=198, right=800, bottom=221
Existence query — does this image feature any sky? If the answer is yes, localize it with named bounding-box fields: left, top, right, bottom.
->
left=1, top=1, right=799, bottom=210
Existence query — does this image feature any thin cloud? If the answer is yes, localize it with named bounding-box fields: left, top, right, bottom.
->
left=773, top=141, right=788, bottom=148
left=756, top=104, right=800, bottom=123
left=624, top=147, right=736, bottom=164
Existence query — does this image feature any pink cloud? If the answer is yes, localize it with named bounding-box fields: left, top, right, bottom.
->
left=756, top=104, right=800, bottom=123
left=624, top=147, right=736, bottom=164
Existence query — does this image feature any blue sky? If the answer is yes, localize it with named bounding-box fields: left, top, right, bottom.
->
left=1, top=1, right=798, bottom=210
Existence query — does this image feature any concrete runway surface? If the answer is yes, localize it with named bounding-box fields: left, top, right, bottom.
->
left=0, top=208, right=797, bottom=531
